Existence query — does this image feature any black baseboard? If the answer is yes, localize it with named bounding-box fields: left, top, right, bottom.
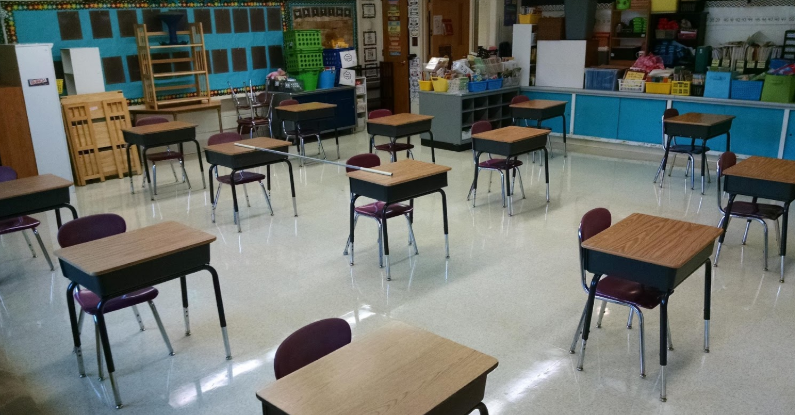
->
left=421, top=139, right=471, bottom=152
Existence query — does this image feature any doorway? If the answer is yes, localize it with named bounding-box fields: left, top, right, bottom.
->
left=381, top=0, right=410, bottom=114
left=428, top=0, right=471, bottom=61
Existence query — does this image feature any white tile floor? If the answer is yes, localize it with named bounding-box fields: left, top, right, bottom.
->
left=2, top=131, right=795, bottom=414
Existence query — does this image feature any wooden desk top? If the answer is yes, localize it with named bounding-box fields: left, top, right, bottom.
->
left=723, top=156, right=795, bottom=185
left=0, top=174, right=72, bottom=200
left=54, top=221, right=215, bottom=276
left=367, top=113, right=434, bottom=126
left=205, top=137, right=290, bottom=156
left=129, top=102, right=221, bottom=114
left=275, top=102, right=336, bottom=112
left=347, top=159, right=451, bottom=187
left=122, top=121, right=197, bottom=135
left=256, top=321, right=498, bottom=415
left=510, top=99, right=567, bottom=110
left=664, top=113, right=735, bottom=126
left=472, top=126, right=549, bottom=143
left=582, top=213, right=722, bottom=269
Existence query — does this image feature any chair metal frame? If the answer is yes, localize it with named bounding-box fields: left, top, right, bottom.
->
left=653, top=109, right=712, bottom=191
left=135, top=117, right=190, bottom=196
left=280, top=99, right=325, bottom=167
left=0, top=167, right=54, bottom=271
left=368, top=109, right=415, bottom=162
left=466, top=121, right=526, bottom=209
left=510, top=95, right=555, bottom=165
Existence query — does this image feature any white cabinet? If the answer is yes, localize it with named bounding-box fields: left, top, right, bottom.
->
left=355, top=76, right=367, bottom=131
left=512, top=24, right=536, bottom=87
left=61, top=47, right=105, bottom=95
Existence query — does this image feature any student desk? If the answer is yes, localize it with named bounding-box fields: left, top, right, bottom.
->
left=274, top=102, right=340, bottom=161
left=256, top=321, right=498, bottom=415
left=719, top=156, right=795, bottom=282
left=130, top=102, right=223, bottom=133
left=663, top=113, right=735, bottom=194
left=122, top=121, right=206, bottom=200
left=0, top=174, right=77, bottom=227
left=510, top=99, right=567, bottom=157
left=367, top=113, right=436, bottom=163
left=54, top=221, right=231, bottom=409
left=580, top=213, right=721, bottom=402
left=204, top=137, right=298, bottom=232
left=471, top=126, right=550, bottom=216
left=347, top=159, right=451, bottom=280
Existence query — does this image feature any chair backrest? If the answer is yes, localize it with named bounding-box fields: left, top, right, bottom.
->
left=280, top=99, right=299, bottom=107
left=345, top=153, right=381, bottom=173
left=511, top=95, right=530, bottom=105
left=471, top=120, right=492, bottom=135
left=273, top=318, right=351, bottom=379
left=136, top=116, right=170, bottom=127
left=244, top=80, right=257, bottom=118
left=368, top=109, right=392, bottom=120
left=578, top=208, right=611, bottom=289
left=0, top=166, right=18, bottom=182
left=57, top=213, right=126, bottom=248
left=661, top=108, right=680, bottom=149
left=208, top=132, right=244, bottom=146
left=716, top=151, right=737, bottom=211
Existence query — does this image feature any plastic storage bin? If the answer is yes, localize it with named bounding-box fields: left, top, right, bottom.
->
left=761, top=75, right=795, bottom=103
left=730, top=80, right=763, bottom=101
left=283, top=30, right=322, bottom=53
left=671, top=81, right=691, bottom=96
left=618, top=79, right=645, bottom=92
left=419, top=80, right=433, bottom=91
left=294, top=70, right=320, bottom=92
left=651, top=0, right=677, bottom=12
left=487, top=78, right=503, bottom=90
left=286, top=52, right=324, bottom=72
left=322, top=48, right=356, bottom=67
left=703, top=71, right=735, bottom=99
left=431, top=77, right=449, bottom=92
left=585, top=68, right=621, bottom=91
left=646, top=82, right=672, bottom=95
left=317, top=70, right=336, bottom=89
left=468, top=80, right=488, bottom=92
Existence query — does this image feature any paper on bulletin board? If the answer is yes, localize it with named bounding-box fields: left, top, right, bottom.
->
left=339, top=49, right=357, bottom=68
left=433, top=15, right=444, bottom=36
left=339, top=68, right=356, bottom=86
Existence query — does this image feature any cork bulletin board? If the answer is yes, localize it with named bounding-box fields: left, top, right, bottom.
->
left=286, top=1, right=356, bottom=49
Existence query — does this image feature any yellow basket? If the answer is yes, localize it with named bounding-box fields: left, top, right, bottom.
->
left=646, top=82, right=672, bottom=95
left=518, top=13, right=541, bottom=24
left=431, top=77, right=448, bottom=92
left=419, top=80, right=433, bottom=91
left=56, top=79, right=64, bottom=95
left=671, top=81, right=691, bottom=96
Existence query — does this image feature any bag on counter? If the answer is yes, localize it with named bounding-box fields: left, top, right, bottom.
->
left=632, top=54, right=665, bottom=73
left=769, top=63, right=795, bottom=76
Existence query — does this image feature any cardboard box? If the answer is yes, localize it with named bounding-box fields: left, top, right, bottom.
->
left=537, top=17, right=565, bottom=41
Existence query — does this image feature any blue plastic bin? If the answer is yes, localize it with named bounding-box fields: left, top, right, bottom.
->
left=730, top=80, right=763, bottom=101
left=468, top=80, right=488, bottom=92
left=323, top=48, right=355, bottom=86
left=318, top=69, right=336, bottom=89
left=487, top=78, right=503, bottom=90
left=703, top=71, right=735, bottom=99
left=584, top=68, right=621, bottom=91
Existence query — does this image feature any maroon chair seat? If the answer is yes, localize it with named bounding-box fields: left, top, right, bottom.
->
left=283, top=127, right=320, bottom=136
left=146, top=151, right=184, bottom=162
left=0, top=216, right=41, bottom=235
left=237, top=117, right=270, bottom=126
left=368, top=109, right=413, bottom=162
left=374, top=142, right=415, bottom=152
left=654, top=108, right=712, bottom=192
left=467, top=121, right=526, bottom=208
left=136, top=116, right=170, bottom=126
left=478, top=158, right=523, bottom=170
left=354, top=201, right=413, bottom=218
left=216, top=171, right=266, bottom=185
left=595, top=278, right=664, bottom=310
left=274, top=318, right=351, bottom=379
left=728, top=201, right=784, bottom=220
left=669, top=144, right=709, bottom=155
left=74, top=287, right=159, bottom=315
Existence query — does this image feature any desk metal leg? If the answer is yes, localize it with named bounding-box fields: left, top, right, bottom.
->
left=659, top=293, right=670, bottom=402
left=561, top=114, right=568, bottom=157
left=715, top=194, right=736, bottom=267
left=66, top=282, right=86, bottom=378
left=700, top=141, right=707, bottom=195
left=55, top=204, right=78, bottom=229
left=335, top=127, right=340, bottom=160
left=94, top=301, right=123, bottom=408
left=468, top=152, right=482, bottom=207
left=217, top=108, right=224, bottom=133
left=506, top=165, right=513, bottom=216
left=266, top=165, right=271, bottom=194
left=781, top=202, right=790, bottom=283
left=180, top=276, right=191, bottom=336
left=726, top=131, right=731, bottom=152
left=473, top=402, right=489, bottom=415
left=285, top=160, right=298, bottom=216
left=369, top=134, right=375, bottom=154
left=230, top=170, right=241, bottom=233
left=428, top=130, right=436, bottom=164
left=348, top=194, right=360, bottom=265
left=382, top=206, right=391, bottom=280
left=141, top=147, right=154, bottom=200
left=659, top=136, right=673, bottom=188
left=203, top=265, right=232, bottom=360
left=543, top=148, right=550, bottom=202
left=440, top=189, right=449, bottom=258
left=577, top=274, right=602, bottom=371
left=193, top=140, right=207, bottom=189
left=704, top=258, right=712, bottom=352
left=208, top=165, right=216, bottom=207
left=126, top=144, right=135, bottom=194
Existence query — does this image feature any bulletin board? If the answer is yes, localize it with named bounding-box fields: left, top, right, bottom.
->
left=286, top=1, right=357, bottom=50
left=2, top=1, right=287, bottom=105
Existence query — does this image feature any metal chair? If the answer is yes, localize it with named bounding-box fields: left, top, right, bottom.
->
left=135, top=116, right=190, bottom=195
left=342, top=154, right=418, bottom=267
left=653, top=108, right=711, bottom=190
left=274, top=318, right=351, bottom=379
left=570, top=208, right=672, bottom=378
left=510, top=95, right=552, bottom=165
left=0, top=166, right=53, bottom=270
left=208, top=132, right=274, bottom=231
left=279, top=99, right=324, bottom=167
left=466, top=120, right=526, bottom=208
left=369, top=109, right=414, bottom=162
left=57, top=214, right=174, bottom=382
left=714, top=151, right=783, bottom=271
left=232, top=81, right=271, bottom=138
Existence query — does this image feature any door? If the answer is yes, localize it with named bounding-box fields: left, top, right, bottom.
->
left=382, top=0, right=410, bottom=114
left=428, top=0, right=470, bottom=61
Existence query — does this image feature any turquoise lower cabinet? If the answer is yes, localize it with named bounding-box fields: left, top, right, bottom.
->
left=617, top=98, right=668, bottom=145
left=574, top=95, right=619, bottom=139
left=783, top=110, right=795, bottom=160
left=521, top=92, right=572, bottom=134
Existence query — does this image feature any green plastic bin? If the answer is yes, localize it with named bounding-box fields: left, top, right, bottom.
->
left=761, top=75, right=795, bottom=103
left=284, top=30, right=323, bottom=53
left=295, top=70, right=320, bottom=92
left=286, top=52, right=324, bottom=72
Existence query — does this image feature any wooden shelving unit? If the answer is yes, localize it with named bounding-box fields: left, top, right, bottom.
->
left=134, top=23, right=210, bottom=110
left=609, top=3, right=651, bottom=65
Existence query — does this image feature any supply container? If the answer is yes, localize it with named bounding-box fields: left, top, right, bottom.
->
left=618, top=79, right=646, bottom=92
left=283, top=30, right=323, bottom=53
left=317, top=70, right=336, bottom=89
left=431, top=77, right=449, bottom=92
left=468, top=80, right=488, bottom=93
left=419, top=80, right=433, bottom=91
left=646, top=82, right=672, bottom=95
left=585, top=68, right=623, bottom=91
left=671, top=81, right=691, bottom=96
left=703, top=70, right=735, bottom=99
left=761, top=75, right=795, bottom=103
left=487, top=78, right=503, bottom=90
left=294, top=70, right=320, bottom=92
left=286, top=52, right=324, bottom=72
left=730, top=80, right=763, bottom=101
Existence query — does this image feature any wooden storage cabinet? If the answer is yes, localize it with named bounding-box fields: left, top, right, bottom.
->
left=419, top=87, right=520, bottom=151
